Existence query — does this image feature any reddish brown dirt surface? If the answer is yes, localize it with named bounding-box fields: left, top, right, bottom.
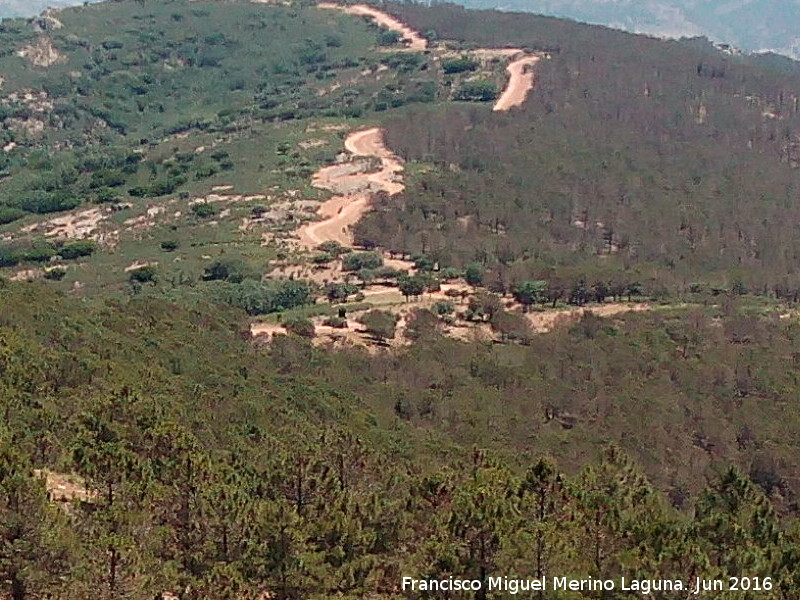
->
left=493, top=55, right=540, bottom=112
left=297, top=127, right=404, bottom=248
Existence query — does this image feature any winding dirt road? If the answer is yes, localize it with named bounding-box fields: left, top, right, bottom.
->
left=297, top=127, right=404, bottom=248
left=293, top=5, right=541, bottom=249
left=318, top=2, right=428, bottom=51
left=317, top=3, right=538, bottom=113
left=493, top=55, right=540, bottom=112
left=296, top=5, right=540, bottom=248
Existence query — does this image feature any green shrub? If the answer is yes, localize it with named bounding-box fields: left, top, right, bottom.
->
left=43, top=267, right=67, bottom=281
left=442, top=56, right=479, bottom=74
left=317, top=240, right=349, bottom=257
left=203, top=258, right=254, bottom=283
left=284, top=316, right=315, bottom=338
left=19, top=191, right=81, bottom=214
left=96, top=189, right=120, bottom=203
left=323, top=316, right=348, bottom=328
left=194, top=165, right=218, bottom=179
left=128, top=265, right=157, bottom=284
left=342, top=251, right=383, bottom=272
left=0, top=207, right=26, bottom=225
left=435, top=300, right=455, bottom=315
left=440, top=267, right=463, bottom=281
left=465, top=263, right=485, bottom=286
left=454, top=80, right=498, bottom=102
left=192, top=203, right=217, bottom=218
left=222, top=279, right=317, bottom=315
left=59, top=240, right=97, bottom=260
left=359, top=309, right=398, bottom=342
left=0, top=247, right=20, bottom=267
left=377, top=30, right=402, bottom=46
left=23, top=246, right=56, bottom=263
left=312, top=253, right=333, bottom=265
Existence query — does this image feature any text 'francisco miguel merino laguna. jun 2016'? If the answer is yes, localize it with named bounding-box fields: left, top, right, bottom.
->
left=402, top=575, right=775, bottom=595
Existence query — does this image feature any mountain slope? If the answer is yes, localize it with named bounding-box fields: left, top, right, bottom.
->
left=453, top=0, right=800, bottom=59
left=5, top=1, right=800, bottom=598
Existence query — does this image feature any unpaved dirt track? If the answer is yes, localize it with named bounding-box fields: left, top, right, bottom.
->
left=316, top=3, right=539, bottom=113
left=493, top=55, right=540, bottom=112
left=318, top=2, right=428, bottom=51
left=297, top=127, right=404, bottom=248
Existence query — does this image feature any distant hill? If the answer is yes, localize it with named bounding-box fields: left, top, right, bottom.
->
left=0, top=0, right=103, bottom=20
left=451, top=0, right=800, bottom=59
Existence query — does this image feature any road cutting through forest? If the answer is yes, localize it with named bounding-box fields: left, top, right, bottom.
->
left=298, top=5, right=539, bottom=249
left=296, top=127, right=404, bottom=248
left=318, top=2, right=428, bottom=51
left=493, top=54, right=540, bottom=112
left=317, top=3, right=538, bottom=112
left=265, top=4, right=659, bottom=345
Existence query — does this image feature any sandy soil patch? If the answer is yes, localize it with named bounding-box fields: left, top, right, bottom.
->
left=526, top=302, right=651, bottom=333
left=250, top=321, right=288, bottom=340
left=34, top=469, right=96, bottom=504
left=21, top=207, right=110, bottom=239
left=7, top=117, right=46, bottom=137
left=299, top=138, right=327, bottom=150
left=125, top=260, right=158, bottom=272
left=16, top=37, right=64, bottom=68
left=2, top=90, right=54, bottom=112
left=493, top=55, right=540, bottom=112
left=189, top=193, right=244, bottom=205
left=319, top=3, right=427, bottom=51
left=10, top=268, right=43, bottom=282
left=471, top=48, right=524, bottom=61
left=34, top=14, right=64, bottom=31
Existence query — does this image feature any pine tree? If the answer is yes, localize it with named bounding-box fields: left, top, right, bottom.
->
left=0, top=435, right=73, bottom=600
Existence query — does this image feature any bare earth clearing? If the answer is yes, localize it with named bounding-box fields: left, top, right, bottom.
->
left=34, top=469, right=96, bottom=504
left=527, top=302, right=652, bottom=332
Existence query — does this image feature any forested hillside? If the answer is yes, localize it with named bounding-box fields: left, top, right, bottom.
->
left=4, top=282, right=800, bottom=598
left=357, top=2, right=800, bottom=299
left=5, top=1, right=800, bottom=598
left=450, top=0, right=800, bottom=60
